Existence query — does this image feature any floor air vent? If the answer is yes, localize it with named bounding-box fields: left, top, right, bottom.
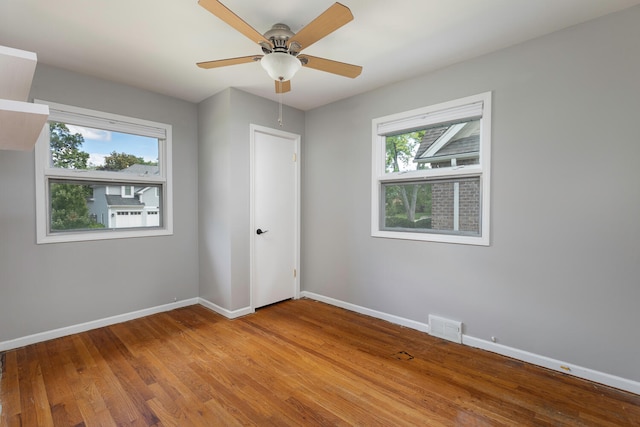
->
left=428, top=315, right=462, bottom=344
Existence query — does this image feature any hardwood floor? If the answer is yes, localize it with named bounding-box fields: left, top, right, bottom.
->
left=1, top=299, right=639, bottom=426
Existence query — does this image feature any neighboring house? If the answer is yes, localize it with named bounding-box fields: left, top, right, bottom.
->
left=414, top=119, right=480, bottom=168
left=414, top=120, right=481, bottom=233
left=88, top=164, right=160, bottom=228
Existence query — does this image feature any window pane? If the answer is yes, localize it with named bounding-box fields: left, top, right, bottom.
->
left=382, top=177, right=480, bottom=235
left=385, top=119, right=480, bottom=173
left=49, top=122, right=159, bottom=174
left=49, top=180, right=162, bottom=232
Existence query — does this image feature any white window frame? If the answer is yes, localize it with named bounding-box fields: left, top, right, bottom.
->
left=371, top=92, right=491, bottom=246
left=121, top=185, right=135, bottom=198
left=34, top=100, right=173, bottom=244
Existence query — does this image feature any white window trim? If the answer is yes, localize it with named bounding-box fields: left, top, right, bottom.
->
left=122, top=185, right=134, bottom=198
left=34, top=100, right=173, bottom=244
left=371, top=92, right=491, bottom=246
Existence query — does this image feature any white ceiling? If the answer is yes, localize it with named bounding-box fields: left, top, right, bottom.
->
left=2, top=0, right=639, bottom=111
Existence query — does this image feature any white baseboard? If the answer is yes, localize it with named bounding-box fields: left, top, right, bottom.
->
left=300, top=291, right=429, bottom=333
left=0, top=297, right=252, bottom=353
left=3, top=292, right=638, bottom=396
left=300, top=291, right=640, bottom=396
left=0, top=298, right=199, bottom=352
left=198, top=297, right=254, bottom=319
left=462, top=336, right=640, bottom=396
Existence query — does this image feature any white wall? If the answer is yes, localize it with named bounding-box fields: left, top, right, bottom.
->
left=0, top=64, right=200, bottom=343
left=302, top=6, right=640, bottom=382
left=198, top=88, right=304, bottom=311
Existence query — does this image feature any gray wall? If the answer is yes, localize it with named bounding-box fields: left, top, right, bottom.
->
left=0, top=64, right=199, bottom=342
left=302, top=7, right=640, bottom=381
left=2, top=5, right=638, bottom=385
left=198, top=88, right=304, bottom=311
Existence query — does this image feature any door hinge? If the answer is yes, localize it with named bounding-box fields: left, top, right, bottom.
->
left=293, top=269, right=297, bottom=278
left=293, top=153, right=297, bottom=162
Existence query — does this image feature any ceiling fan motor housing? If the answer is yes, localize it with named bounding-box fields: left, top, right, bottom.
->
left=262, top=24, right=298, bottom=54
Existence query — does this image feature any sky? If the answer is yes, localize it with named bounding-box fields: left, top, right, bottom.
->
left=66, top=125, right=159, bottom=167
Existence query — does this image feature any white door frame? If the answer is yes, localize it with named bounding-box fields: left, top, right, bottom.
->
left=249, top=124, right=301, bottom=310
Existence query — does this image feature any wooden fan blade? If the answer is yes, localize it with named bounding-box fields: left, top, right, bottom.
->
left=198, top=0, right=270, bottom=45
left=288, top=3, right=353, bottom=50
left=197, top=55, right=260, bottom=69
left=299, top=55, right=362, bottom=78
left=275, top=80, right=291, bottom=93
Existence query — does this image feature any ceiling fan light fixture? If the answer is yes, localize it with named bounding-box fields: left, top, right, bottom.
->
left=260, top=52, right=301, bottom=81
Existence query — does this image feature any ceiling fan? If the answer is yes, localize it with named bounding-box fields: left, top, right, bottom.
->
left=196, top=0, right=363, bottom=94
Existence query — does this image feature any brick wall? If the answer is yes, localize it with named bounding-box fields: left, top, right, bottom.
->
left=431, top=178, right=480, bottom=233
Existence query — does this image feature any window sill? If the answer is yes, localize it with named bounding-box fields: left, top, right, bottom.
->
left=371, top=229, right=489, bottom=246
left=36, top=227, right=173, bottom=245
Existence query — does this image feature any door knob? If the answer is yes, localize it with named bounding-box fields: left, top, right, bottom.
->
left=256, top=228, right=269, bottom=235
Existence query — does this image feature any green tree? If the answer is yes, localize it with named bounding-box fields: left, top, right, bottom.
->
left=385, top=131, right=429, bottom=222
left=98, top=151, right=156, bottom=171
left=48, top=122, right=102, bottom=230
left=50, top=183, right=101, bottom=230
left=50, top=122, right=89, bottom=169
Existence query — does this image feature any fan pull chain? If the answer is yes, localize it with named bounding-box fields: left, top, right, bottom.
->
left=278, top=79, right=284, bottom=127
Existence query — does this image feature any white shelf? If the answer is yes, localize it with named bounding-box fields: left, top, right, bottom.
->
left=0, top=45, right=49, bottom=151
left=0, top=45, right=38, bottom=101
left=0, top=99, right=49, bottom=150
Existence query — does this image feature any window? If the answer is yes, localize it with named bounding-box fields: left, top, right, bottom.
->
left=122, top=185, right=134, bottom=198
left=35, top=100, right=173, bottom=243
left=371, top=92, right=491, bottom=245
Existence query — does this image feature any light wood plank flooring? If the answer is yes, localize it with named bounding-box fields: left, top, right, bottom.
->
left=1, top=299, right=639, bottom=426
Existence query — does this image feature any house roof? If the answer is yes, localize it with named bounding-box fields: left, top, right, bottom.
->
left=414, top=127, right=449, bottom=159
left=122, top=164, right=159, bottom=175
left=415, top=121, right=480, bottom=163
left=105, top=195, right=144, bottom=207
left=428, top=135, right=479, bottom=158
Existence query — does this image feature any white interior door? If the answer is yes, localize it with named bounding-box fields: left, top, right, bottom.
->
left=251, top=125, right=300, bottom=309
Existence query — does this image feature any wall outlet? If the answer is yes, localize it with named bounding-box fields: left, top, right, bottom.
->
left=428, top=315, right=462, bottom=344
